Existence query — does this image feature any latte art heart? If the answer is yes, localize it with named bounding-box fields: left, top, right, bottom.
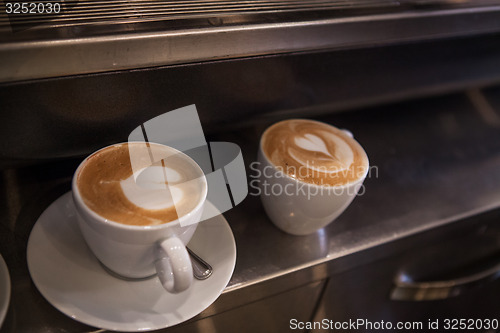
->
left=290, top=132, right=354, bottom=172
left=119, top=166, right=184, bottom=211
left=262, top=119, right=368, bottom=186
left=77, top=143, right=205, bottom=226
left=294, top=134, right=333, bottom=158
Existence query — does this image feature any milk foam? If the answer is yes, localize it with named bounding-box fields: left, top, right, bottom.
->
left=77, top=143, right=206, bottom=226
left=120, top=165, right=184, bottom=211
left=262, top=119, right=368, bottom=186
left=291, top=132, right=354, bottom=172
left=294, top=134, right=333, bottom=158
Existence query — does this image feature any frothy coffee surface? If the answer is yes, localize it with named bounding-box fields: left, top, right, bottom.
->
left=262, top=119, right=368, bottom=186
left=77, top=143, right=205, bottom=226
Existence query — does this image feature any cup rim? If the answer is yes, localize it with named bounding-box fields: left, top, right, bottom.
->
left=259, top=118, right=370, bottom=189
left=72, top=141, right=208, bottom=231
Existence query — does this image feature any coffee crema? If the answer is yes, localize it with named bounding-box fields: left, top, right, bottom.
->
left=77, top=143, right=205, bottom=226
left=261, top=119, right=368, bottom=186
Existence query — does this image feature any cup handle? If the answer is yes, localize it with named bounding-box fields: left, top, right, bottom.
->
left=154, top=236, right=193, bottom=293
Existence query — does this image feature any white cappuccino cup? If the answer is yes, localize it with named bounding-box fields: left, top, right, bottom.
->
left=258, top=119, right=369, bottom=235
left=72, top=142, right=207, bottom=293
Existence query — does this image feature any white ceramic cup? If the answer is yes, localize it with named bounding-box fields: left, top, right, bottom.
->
left=258, top=124, right=368, bottom=236
left=72, top=143, right=207, bottom=293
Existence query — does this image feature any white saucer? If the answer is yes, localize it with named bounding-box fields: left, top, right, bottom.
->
left=27, top=192, right=236, bottom=332
left=0, top=254, right=10, bottom=328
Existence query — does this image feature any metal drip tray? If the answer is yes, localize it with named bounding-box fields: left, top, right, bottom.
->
left=1, top=0, right=500, bottom=83
left=0, top=0, right=397, bottom=30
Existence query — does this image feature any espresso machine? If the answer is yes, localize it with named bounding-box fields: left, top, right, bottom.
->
left=1, top=0, right=500, bottom=332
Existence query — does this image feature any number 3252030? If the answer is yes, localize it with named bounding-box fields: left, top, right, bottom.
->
left=5, top=2, right=61, bottom=14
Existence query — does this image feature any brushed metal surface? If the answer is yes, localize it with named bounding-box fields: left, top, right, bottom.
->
left=2, top=3, right=500, bottom=82
left=2, top=34, right=500, bottom=164
left=164, top=280, right=325, bottom=333
left=0, top=0, right=396, bottom=28
left=391, top=263, right=500, bottom=301
left=1, top=90, right=500, bottom=331
left=311, top=216, right=500, bottom=332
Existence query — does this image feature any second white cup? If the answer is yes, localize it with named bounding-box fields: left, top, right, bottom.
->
left=257, top=119, right=369, bottom=235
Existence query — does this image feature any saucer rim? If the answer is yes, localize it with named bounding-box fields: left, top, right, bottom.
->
left=27, top=191, right=236, bottom=332
left=0, top=254, right=10, bottom=328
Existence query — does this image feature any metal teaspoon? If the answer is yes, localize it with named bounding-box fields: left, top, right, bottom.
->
left=187, top=247, right=213, bottom=280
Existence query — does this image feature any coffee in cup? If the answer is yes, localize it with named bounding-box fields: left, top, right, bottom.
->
left=258, top=119, right=369, bottom=235
left=76, top=142, right=205, bottom=226
left=261, top=119, right=368, bottom=186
